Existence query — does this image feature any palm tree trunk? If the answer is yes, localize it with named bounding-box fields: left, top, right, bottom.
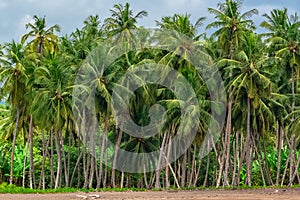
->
left=193, top=143, right=204, bottom=187
left=155, top=133, right=167, bottom=188
left=288, top=135, right=295, bottom=185
left=120, top=171, right=124, bottom=188
left=235, top=97, right=251, bottom=187
left=232, top=131, right=239, bottom=186
left=22, top=142, right=29, bottom=188
left=188, top=144, right=197, bottom=187
left=203, top=141, right=211, bottom=187
left=60, top=130, right=69, bottom=187
left=97, top=115, right=109, bottom=189
left=54, top=130, right=62, bottom=189
left=292, top=66, right=295, bottom=113
left=39, top=130, right=49, bottom=189
left=29, top=115, right=35, bottom=189
left=246, top=143, right=253, bottom=186
left=67, top=124, right=72, bottom=188
left=181, top=151, right=187, bottom=187
left=89, top=122, right=96, bottom=188
left=112, top=127, right=123, bottom=188
left=288, top=153, right=300, bottom=186
left=165, top=136, right=171, bottom=189
left=223, top=94, right=233, bottom=186
left=276, top=124, right=283, bottom=185
left=251, top=134, right=266, bottom=186
left=10, top=106, right=20, bottom=185
left=77, top=137, right=81, bottom=188
left=281, top=132, right=292, bottom=186
left=49, top=130, right=54, bottom=188
left=245, top=97, right=251, bottom=186
left=70, top=149, right=83, bottom=187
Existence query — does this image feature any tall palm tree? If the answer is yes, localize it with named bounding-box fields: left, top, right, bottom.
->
left=29, top=51, right=73, bottom=188
left=102, top=2, right=147, bottom=187
left=206, top=0, right=258, bottom=187
left=261, top=9, right=300, bottom=108
left=219, top=33, right=273, bottom=186
left=0, top=41, right=28, bottom=185
left=261, top=10, right=300, bottom=184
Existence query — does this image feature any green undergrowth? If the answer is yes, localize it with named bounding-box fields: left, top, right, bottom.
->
left=0, top=182, right=298, bottom=194
left=0, top=182, right=93, bottom=194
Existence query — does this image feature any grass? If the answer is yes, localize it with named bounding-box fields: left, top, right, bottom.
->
left=0, top=182, right=298, bottom=194
left=0, top=183, right=93, bottom=194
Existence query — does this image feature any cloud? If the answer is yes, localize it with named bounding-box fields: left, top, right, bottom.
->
left=0, top=2, right=7, bottom=9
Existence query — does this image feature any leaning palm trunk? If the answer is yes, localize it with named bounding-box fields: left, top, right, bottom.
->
left=188, top=144, right=197, bottom=187
left=193, top=142, right=205, bottom=187
left=10, top=106, right=20, bottom=185
left=165, top=135, right=172, bottom=189
left=288, top=152, right=300, bottom=186
left=155, top=133, right=167, bottom=188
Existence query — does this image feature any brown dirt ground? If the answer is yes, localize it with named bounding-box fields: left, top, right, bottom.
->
left=0, top=188, right=299, bottom=200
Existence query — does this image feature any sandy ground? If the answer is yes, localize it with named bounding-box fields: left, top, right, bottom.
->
left=0, top=188, right=300, bottom=200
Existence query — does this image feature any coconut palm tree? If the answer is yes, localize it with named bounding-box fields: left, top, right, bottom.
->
left=29, top=50, right=73, bottom=188
left=156, top=13, right=205, bottom=40
left=207, top=0, right=258, bottom=187
left=219, top=33, right=274, bottom=186
left=0, top=40, right=28, bottom=185
left=22, top=15, right=60, bottom=55
left=104, top=2, right=148, bottom=38
left=261, top=9, right=300, bottom=111
left=261, top=9, right=300, bottom=185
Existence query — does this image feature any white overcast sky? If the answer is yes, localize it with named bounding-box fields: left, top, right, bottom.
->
left=0, top=0, right=299, bottom=43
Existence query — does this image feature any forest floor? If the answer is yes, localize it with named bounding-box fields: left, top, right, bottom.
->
left=0, top=188, right=300, bottom=200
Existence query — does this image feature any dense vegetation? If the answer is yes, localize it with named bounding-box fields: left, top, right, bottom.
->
left=0, top=0, right=300, bottom=190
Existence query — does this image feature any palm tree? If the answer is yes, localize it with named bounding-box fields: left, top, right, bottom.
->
left=207, top=0, right=258, bottom=187
left=156, top=13, right=205, bottom=40
left=102, top=2, right=147, bottom=187
left=207, top=0, right=258, bottom=59
left=260, top=8, right=290, bottom=39
left=154, top=14, right=222, bottom=188
left=261, top=9, right=300, bottom=111
left=0, top=41, right=28, bottom=185
left=22, top=15, right=60, bottom=55
left=83, top=15, right=103, bottom=40
left=219, top=33, right=273, bottom=186
left=104, top=2, right=147, bottom=38
left=261, top=9, right=300, bottom=185
left=29, top=51, right=73, bottom=188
